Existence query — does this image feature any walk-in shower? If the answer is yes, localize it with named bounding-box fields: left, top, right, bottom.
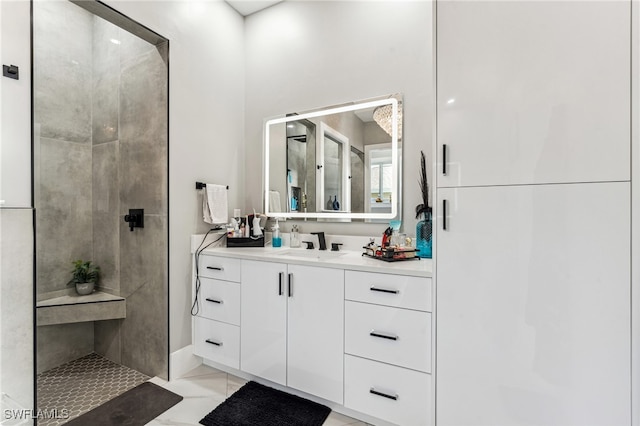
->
left=33, top=1, right=169, bottom=423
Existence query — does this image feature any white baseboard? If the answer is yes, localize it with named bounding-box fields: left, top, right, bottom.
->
left=169, top=344, right=202, bottom=380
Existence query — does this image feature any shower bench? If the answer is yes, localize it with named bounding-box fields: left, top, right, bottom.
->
left=36, top=291, right=126, bottom=326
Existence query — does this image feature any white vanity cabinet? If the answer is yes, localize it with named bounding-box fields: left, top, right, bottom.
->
left=436, top=1, right=632, bottom=425
left=437, top=183, right=631, bottom=425
left=241, top=259, right=344, bottom=404
left=192, top=255, right=241, bottom=369
left=192, top=246, right=432, bottom=425
left=344, top=270, right=432, bottom=425
left=437, top=0, right=629, bottom=188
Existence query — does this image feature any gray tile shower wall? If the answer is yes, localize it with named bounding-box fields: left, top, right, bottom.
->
left=119, top=46, right=169, bottom=216
left=36, top=138, right=93, bottom=294
left=35, top=0, right=168, bottom=379
left=92, top=17, right=120, bottom=145
left=92, top=141, right=120, bottom=292
left=119, top=215, right=168, bottom=377
left=112, top=31, right=168, bottom=379
left=34, top=0, right=92, bottom=143
left=37, top=323, right=94, bottom=374
left=34, top=0, right=95, bottom=371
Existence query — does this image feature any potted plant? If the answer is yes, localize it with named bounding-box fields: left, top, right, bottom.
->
left=67, top=260, right=100, bottom=295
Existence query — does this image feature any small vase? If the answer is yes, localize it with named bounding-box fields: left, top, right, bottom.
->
left=416, top=212, right=432, bottom=259
left=75, top=282, right=95, bottom=295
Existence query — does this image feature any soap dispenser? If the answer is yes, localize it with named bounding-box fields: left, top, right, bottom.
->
left=290, top=224, right=300, bottom=248
left=272, top=219, right=282, bottom=247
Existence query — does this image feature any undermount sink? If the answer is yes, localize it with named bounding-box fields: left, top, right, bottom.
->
left=276, top=249, right=347, bottom=259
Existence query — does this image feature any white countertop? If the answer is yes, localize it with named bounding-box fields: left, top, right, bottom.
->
left=197, top=245, right=432, bottom=278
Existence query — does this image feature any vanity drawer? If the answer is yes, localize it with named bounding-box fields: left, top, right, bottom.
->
left=345, top=270, right=431, bottom=312
left=345, top=301, right=431, bottom=373
left=198, top=255, right=241, bottom=282
left=345, top=355, right=431, bottom=426
left=197, top=277, right=240, bottom=325
left=193, top=317, right=240, bottom=369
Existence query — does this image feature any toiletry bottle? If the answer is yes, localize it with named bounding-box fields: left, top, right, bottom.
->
left=252, top=214, right=263, bottom=236
left=290, top=224, right=300, bottom=248
left=272, top=219, right=282, bottom=247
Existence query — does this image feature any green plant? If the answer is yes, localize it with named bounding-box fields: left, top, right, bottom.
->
left=67, top=260, right=100, bottom=286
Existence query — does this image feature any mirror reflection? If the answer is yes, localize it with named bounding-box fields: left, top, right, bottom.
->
left=265, top=95, right=402, bottom=221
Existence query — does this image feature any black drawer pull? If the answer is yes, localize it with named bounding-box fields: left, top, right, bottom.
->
left=206, top=266, right=224, bottom=271
left=370, top=286, right=399, bottom=294
left=205, top=339, right=223, bottom=347
left=369, top=330, right=399, bottom=341
left=279, top=272, right=284, bottom=296
left=205, top=298, right=223, bottom=304
left=370, top=388, right=398, bottom=401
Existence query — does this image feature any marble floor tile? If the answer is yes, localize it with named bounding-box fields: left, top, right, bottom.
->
left=146, top=364, right=365, bottom=426
left=226, top=374, right=248, bottom=397
left=159, top=371, right=227, bottom=402
left=323, top=411, right=366, bottom=426
left=146, top=394, right=226, bottom=426
left=176, top=364, right=222, bottom=379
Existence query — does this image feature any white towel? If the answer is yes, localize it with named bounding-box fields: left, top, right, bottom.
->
left=203, top=184, right=228, bottom=224
left=269, top=190, right=282, bottom=213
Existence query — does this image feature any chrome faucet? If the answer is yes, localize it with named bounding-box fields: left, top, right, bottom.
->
left=310, top=232, right=327, bottom=250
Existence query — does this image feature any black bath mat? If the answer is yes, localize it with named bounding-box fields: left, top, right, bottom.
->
left=199, top=381, right=331, bottom=426
left=65, top=381, right=182, bottom=426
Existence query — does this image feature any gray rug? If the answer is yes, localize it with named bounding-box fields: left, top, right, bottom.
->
left=65, top=382, right=182, bottom=426
left=199, top=381, right=331, bottom=426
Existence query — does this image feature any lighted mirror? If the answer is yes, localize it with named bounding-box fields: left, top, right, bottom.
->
left=264, top=95, right=402, bottom=220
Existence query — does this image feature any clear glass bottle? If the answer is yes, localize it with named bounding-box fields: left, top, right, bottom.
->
left=290, top=224, right=301, bottom=248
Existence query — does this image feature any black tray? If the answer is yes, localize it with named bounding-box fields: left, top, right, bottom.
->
left=227, top=236, right=265, bottom=248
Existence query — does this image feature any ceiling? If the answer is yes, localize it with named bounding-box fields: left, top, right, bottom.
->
left=225, top=1, right=283, bottom=16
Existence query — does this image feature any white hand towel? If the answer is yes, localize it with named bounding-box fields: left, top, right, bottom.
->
left=269, top=190, right=282, bottom=213
left=203, top=184, right=228, bottom=224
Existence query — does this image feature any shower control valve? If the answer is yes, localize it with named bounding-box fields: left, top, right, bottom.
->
left=124, top=208, right=144, bottom=232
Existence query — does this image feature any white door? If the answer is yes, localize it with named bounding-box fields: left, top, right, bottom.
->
left=287, top=264, right=344, bottom=403
left=240, top=260, right=288, bottom=385
left=436, top=183, right=630, bottom=426
left=437, top=1, right=629, bottom=188
left=0, top=0, right=31, bottom=207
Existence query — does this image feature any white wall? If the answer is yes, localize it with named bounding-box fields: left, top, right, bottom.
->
left=103, top=0, right=245, bottom=353
left=244, top=0, right=434, bottom=236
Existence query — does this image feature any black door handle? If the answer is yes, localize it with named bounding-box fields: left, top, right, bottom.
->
left=442, top=144, right=447, bottom=175
left=288, top=273, right=293, bottom=297
left=279, top=272, right=284, bottom=296
left=443, top=199, right=447, bottom=231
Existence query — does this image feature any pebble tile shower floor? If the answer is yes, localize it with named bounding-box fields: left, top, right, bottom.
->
left=37, top=353, right=150, bottom=426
